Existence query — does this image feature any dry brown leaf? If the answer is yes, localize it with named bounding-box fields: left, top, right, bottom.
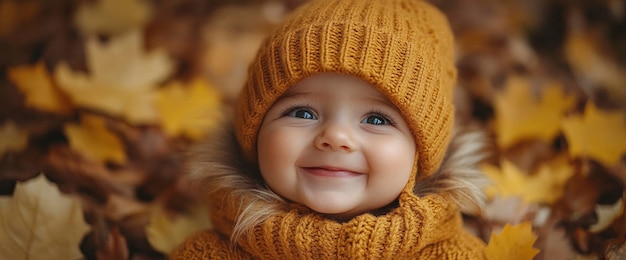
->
left=200, top=3, right=282, bottom=101
left=537, top=223, right=597, bottom=260
left=44, top=146, right=140, bottom=201
left=105, top=194, right=147, bottom=222
left=485, top=222, right=540, bottom=260
left=556, top=166, right=618, bottom=230
left=565, top=30, right=626, bottom=105
left=96, top=227, right=129, bottom=260
left=146, top=203, right=211, bottom=254
left=75, top=0, right=153, bottom=35
left=0, top=0, right=40, bottom=37
left=502, top=139, right=555, bottom=174
left=0, top=174, right=90, bottom=260
left=485, top=196, right=538, bottom=226
left=54, top=30, right=174, bottom=124
left=63, top=114, right=126, bottom=164
left=494, top=76, right=575, bottom=148
left=155, top=78, right=221, bottom=140
left=7, top=61, right=73, bottom=114
left=605, top=239, right=626, bottom=260
left=589, top=198, right=623, bottom=233
left=0, top=121, right=28, bottom=156
left=561, top=103, right=626, bottom=166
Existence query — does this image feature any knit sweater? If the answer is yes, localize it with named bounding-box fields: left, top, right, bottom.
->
left=169, top=126, right=488, bottom=259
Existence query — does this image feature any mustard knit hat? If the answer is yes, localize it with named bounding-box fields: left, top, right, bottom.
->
left=236, top=0, right=456, bottom=180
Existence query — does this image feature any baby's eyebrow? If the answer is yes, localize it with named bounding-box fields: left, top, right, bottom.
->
left=269, top=92, right=312, bottom=109
left=276, top=91, right=312, bottom=101
left=364, top=96, right=401, bottom=111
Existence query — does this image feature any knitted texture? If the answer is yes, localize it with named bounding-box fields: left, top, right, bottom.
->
left=171, top=193, right=486, bottom=259
left=232, top=194, right=483, bottom=259
left=235, top=0, right=457, bottom=179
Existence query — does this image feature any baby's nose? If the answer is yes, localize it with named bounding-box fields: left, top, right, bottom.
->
left=314, top=123, right=357, bottom=152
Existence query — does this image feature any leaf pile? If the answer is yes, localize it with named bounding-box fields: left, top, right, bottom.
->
left=1, top=0, right=283, bottom=258
left=437, top=0, right=626, bottom=258
left=1, top=0, right=624, bottom=259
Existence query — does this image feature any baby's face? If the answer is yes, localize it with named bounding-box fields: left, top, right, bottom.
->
left=257, top=73, right=416, bottom=217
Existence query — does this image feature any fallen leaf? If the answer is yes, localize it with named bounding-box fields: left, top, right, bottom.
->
left=0, top=0, right=40, bottom=37
left=561, top=102, right=626, bottom=166
left=565, top=30, right=626, bottom=105
left=589, top=198, right=623, bottom=233
left=63, top=114, right=126, bottom=164
left=494, top=76, right=576, bottom=148
left=75, top=0, right=153, bottom=35
left=0, top=174, right=90, bottom=260
left=556, top=164, right=620, bottom=229
left=155, top=78, right=222, bottom=140
left=485, top=222, right=540, bottom=260
left=485, top=196, right=538, bottom=226
left=7, top=61, right=73, bottom=114
left=44, top=145, right=141, bottom=201
left=605, top=239, right=626, bottom=260
left=200, top=3, right=282, bottom=101
left=528, top=156, right=576, bottom=204
left=55, top=30, right=174, bottom=124
left=146, top=203, right=211, bottom=254
left=483, top=157, right=574, bottom=204
left=105, top=194, right=147, bottom=222
left=537, top=222, right=597, bottom=260
left=0, top=121, right=28, bottom=156
left=96, top=227, right=129, bottom=260
left=502, top=139, right=554, bottom=174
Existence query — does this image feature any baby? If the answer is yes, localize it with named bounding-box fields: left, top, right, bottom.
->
left=172, top=0, right=488, bottom=258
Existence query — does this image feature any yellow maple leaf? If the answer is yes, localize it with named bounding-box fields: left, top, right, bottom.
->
left=155, top=78, right=222, bottom=140
left=561, top=102, right=626, bottom=166
left=0, top=174, right=90, bottom=260
left=7, top=62, right=73, bottom=114
left=63, top=114, right=126, bottom=164
left=485, top=222, right=540, bottom=260
left=146, top=203, right=212, bottom=254
left=74, top=0, right=152, bottom=35
left=55, top=30, right=173, bottom=124
left=494, top=76, right=575, bottom=148
left=0, top=121, right=28, bottom=156
left=482, top=157, right=574, bottom=204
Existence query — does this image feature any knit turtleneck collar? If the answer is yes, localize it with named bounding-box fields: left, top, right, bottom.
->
left=209, top=190, right=462, bottom=259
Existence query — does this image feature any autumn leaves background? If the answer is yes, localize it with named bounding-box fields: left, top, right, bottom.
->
left=1, top=0, right=625, bottom=259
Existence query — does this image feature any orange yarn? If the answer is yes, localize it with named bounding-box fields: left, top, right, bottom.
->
left=235, top=0, right=457, bottom=180
left=172, top=194, right=486, bottom=259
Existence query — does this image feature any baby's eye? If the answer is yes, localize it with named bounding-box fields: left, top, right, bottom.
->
left=361, top=114, right=390, bottom=125
left=287, top=108, right=317, bottom=120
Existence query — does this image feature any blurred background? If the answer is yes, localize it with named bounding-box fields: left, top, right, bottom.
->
left=0, top=0, right=624, bottom=259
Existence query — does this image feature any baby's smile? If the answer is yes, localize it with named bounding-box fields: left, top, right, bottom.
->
left=300, top=166, right=364, bottom=177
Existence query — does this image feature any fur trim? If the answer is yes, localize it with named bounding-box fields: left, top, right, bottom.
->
left=187, top=124, right=284, bottom=241
left=413, top=124, right=491, bottom=216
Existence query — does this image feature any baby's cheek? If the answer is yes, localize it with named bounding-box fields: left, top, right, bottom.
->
left=258, top=127, right=301, bottom=172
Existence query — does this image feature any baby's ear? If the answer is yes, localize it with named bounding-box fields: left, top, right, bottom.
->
left=413, top=124, right=492, bottom=216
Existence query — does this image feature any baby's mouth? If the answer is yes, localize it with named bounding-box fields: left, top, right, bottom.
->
left=301, top=166, right=363, bottom=177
